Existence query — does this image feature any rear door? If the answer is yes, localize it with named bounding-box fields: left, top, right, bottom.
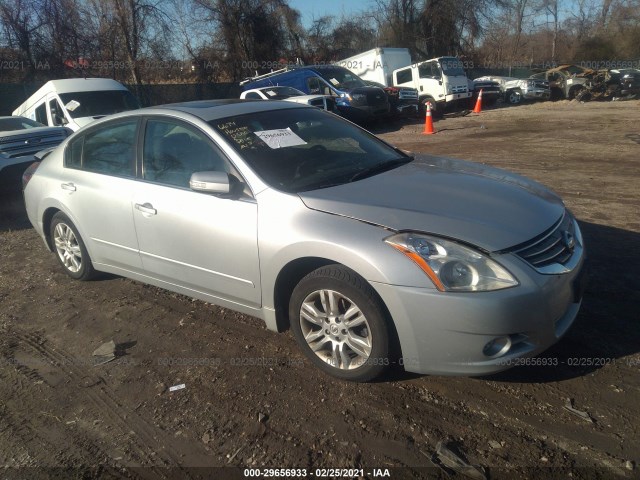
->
left=61, top=118, right=142, bottom=270
left=131, top=117, right=261, bottom=307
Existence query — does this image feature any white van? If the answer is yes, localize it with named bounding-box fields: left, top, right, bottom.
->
left=12, top=78, right=139, bottom=131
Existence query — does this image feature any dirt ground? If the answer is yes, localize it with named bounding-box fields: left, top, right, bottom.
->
left=1, top=100, right=639, bottom=479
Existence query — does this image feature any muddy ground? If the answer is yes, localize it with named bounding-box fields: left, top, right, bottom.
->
left=1, top=100, right=639, bottom=479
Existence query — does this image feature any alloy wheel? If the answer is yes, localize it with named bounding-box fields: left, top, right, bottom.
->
left=299, top=289, right=373, bottom=370
left=53, top=222, right=82, bottom=273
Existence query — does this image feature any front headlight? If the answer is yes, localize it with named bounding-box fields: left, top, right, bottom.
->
left=385, top=233, right=519, bottom=292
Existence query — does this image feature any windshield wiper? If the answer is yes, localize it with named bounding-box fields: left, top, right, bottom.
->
left=349, top=157, right=413, bottom=183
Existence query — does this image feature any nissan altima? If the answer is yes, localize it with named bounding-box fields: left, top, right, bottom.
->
left=23, top=100, right=586, bottom=382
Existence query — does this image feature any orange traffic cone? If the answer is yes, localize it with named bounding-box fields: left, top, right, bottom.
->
left=473, top=88, right=483, bottom=114
left=422, top=103, right=435, bottom=135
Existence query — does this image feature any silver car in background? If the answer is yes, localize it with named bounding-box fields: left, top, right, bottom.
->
left=23, top=100, right=586, bottom=382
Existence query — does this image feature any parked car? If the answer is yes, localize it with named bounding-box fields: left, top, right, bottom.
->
left=475, top=76, right=550, bottom=104
left=606, top=68, right=640, bottom=98
left=23, top=100, right=585, bottom=382
left=239, top=86, right=337, bottom=112
left=12, top=78, right=140, bottom=131
left=1, top=116, right=71, bottom=188
left=361, top=80, right=419, bottom=117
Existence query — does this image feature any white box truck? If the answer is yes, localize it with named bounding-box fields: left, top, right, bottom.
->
left=336, top=48, right=471, bottom=115
left=12, top=78, right=139, bottom=131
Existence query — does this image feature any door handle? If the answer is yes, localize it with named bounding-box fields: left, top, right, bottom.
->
left=135, top=202, right=157, bottom=215
left=61, top=182, right=76, bottom=192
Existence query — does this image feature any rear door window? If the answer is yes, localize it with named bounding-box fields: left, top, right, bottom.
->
left=65, top=120, right=138, bottom=177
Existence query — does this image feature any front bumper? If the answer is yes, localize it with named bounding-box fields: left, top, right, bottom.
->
left=391, top=102, right=419, bottom=116
left=336, top=104, right=391, bottom=122
left=372, top=249, right=585, bottom=376
left=445, top=92, right=471, bottom=103
left=522, top=88, right=551, bottom=100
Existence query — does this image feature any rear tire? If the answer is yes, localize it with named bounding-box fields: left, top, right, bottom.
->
left=50, top=212, right=96, bottom=281
left=289, top=265, right=391, bottom=382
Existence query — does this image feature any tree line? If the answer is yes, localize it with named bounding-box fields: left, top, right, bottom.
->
left=1, top=0, right=639, bottom=85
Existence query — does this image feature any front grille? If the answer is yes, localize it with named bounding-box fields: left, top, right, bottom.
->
left=532, top=80, right=549, bottom=89
left=511, top=213, right=576, bottom=269
left=366, top=90, right=388, bottom=106
left=451, top=85, right=468, bottom=94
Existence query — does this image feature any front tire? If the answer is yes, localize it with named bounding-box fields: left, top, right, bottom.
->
left=50, top=212, right=96, bottom=281
left=420, top=97, right=440, bottom=117
left=289, top=265, right=391, bottom=382
left=506, top=89, right=522, bottom=104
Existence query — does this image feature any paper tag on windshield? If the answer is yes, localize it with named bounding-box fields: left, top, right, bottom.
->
left=266, top=90, right=276, bottom=97
left=65, top=100, right=80, bottom=112
left=329, top=78, right=339, bottom=85
left=254, top=128, right=307, bottom=149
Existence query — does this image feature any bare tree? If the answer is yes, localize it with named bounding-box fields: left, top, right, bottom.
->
left=87, top=0, right=170, bottom=84
left=0, top=0, right=47, bottom=76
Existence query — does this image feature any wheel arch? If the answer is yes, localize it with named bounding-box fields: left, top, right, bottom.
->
left=42, top=206, right=62, bottom=251
left=272, top=257, right=403, bottom=361
left=568, top=84, right=585, bottom=99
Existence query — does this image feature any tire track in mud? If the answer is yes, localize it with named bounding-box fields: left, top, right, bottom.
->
left=0, top=337, right=128, bottom=476
left=0, top=326, right=213, bottom=478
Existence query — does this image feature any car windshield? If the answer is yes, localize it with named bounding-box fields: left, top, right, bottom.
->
left=439, top=57, right=466, bottom=76
left=260, top=87, right=304, bottom=99
left=314, top=67, right=366, bottom=90
left=59, top=91, right=140, bottom=118
left=211, top=108, right=410, bottom=193
left=0, top=117, right=45, bottom=131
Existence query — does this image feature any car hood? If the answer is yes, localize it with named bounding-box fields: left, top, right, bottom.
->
left=298, top=155, right=565, bottom=252
left=284, top=95, right=328, bottom=103
left=0, top=126, right=70, bottom=158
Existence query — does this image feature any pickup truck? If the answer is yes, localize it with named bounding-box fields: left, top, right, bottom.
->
left=474, top=76, right=550, bottom=104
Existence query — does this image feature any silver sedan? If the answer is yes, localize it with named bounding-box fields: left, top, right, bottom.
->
left=23, top=100, right=586, bottom=381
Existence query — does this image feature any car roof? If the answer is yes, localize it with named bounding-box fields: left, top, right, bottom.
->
left=153, top=99, right=308, bottom=121
left=42, top=78, right=128, bottom=94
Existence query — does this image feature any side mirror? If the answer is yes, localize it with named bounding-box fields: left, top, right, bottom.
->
left=189, top=171, right=230, bottom=194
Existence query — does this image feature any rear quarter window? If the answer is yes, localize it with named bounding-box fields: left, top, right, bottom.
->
left=65, top=136, right=83, bottom=168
